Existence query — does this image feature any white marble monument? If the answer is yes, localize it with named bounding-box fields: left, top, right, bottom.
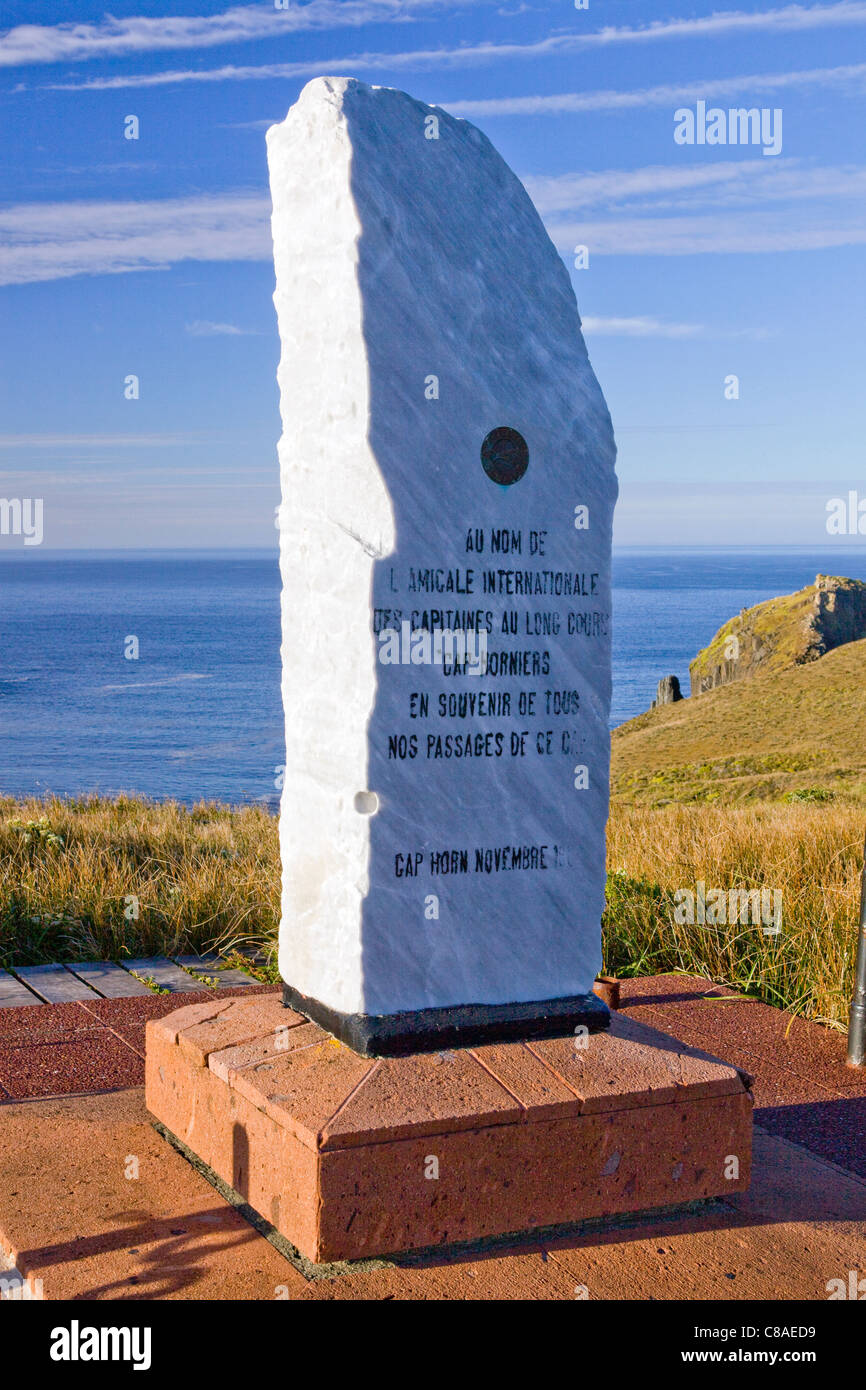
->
left=268, top=76, right=618, bottom=1053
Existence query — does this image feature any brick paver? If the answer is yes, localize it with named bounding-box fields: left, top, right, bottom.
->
left=1, top=974, right=864, bottom=1300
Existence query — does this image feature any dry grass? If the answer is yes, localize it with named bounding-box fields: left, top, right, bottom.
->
left=2, top=793, right=862, bottom=1031
left=0, top=795, right=280, bottom=970
left=604, top=800, right=866, bottom=1030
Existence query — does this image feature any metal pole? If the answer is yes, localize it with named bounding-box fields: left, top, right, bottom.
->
left=847, top=832, right=866, bottom=1067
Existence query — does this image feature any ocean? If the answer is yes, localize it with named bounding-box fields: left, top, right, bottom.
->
left=1, top=547, right=864, bottom=807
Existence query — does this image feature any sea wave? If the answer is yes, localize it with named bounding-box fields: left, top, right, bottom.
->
left=97, top=673, right=212, bottom=693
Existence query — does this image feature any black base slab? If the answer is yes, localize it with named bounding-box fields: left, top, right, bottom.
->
left=281, top=981, right=610, bottom=1057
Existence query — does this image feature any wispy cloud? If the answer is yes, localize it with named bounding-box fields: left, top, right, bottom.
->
left=450, top=61, right=866, bottom=116
left=578, top=0, right=866, bottom=46
left=551, top=213, right=866, bottom=255
left=185, top=319, right=256, bottom=336
left=581, top=315, right=773, bottom=339
left=44, top=56, right=397, bottom=92
left=0, top=194, right=270, bottom=286
left=219, top=119, right=278, bottom=131
left=4, top=154, right=865, bottom=289
left=0, top=468, right=274, bottom=486
left=31, top=2, right=866, bottom=89
left=581, top=316, right=704, bottom=338
left=0, top=1, right=484, bottom=68
left=538, top=158, right=866, bottom=256
left=0, top=433, right=200, bottom=448
left=526, top=163, right=770, bottom=214
left=526, top=160, right=866, bottom=213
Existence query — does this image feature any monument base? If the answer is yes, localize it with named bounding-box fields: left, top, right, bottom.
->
left=145, top=993, right=753, bottom=1264
left=281, top=981, right=610, bottom=1056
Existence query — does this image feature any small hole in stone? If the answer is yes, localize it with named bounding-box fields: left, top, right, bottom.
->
left=354, top=791, right=379, bottom=815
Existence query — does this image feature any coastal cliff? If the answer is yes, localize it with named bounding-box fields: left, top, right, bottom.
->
left=689, top=574, right=866, bottom=695
left=613, top=635, right=866, bottom=804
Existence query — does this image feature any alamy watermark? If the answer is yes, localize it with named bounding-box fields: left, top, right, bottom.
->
left=378, top=621, right=488, bottom=676
left=0, top=1273, right=43, bottom=1300
left=827, top=1269, right=866, bottom=1299
left=0, top=497, right=43, bottom=545
left=49, top=1321, right=151, bottom=1369
left=674, top=101, right=782, bottom=157
left=826, top=491, right=866, bottom=535
left=673, top=881, right=782, bottom=935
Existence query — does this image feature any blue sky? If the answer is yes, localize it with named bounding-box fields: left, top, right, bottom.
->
left=1, top=0, right=865, bottom=547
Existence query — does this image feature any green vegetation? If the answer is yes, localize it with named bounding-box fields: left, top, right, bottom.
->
left=1, top=789, right=862, bottom=1033
left=689, top=582, right=819, bottom=688
left=609, top=627, right=866, bottom=1029
left=3, top=579, right=861, bottom=1035
left=784, top=787, right=836, bottom=804
left=132, top=973, right=171, bottom=996
left=689, top=575, right=866, bottom=692
left=613, top=636, right=866, bottom=805
left=0, top=794, right=280, bottom=974
left=604, top=801, right=864, bottom=1032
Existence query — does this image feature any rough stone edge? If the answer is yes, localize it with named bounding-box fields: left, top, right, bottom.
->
left=281, top=982, right=611, bottom=1057
left=152, top=1119, right=728, bottom=1281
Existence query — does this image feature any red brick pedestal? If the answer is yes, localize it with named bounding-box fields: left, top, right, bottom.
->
left=145, top=994, right=752, bottom=1263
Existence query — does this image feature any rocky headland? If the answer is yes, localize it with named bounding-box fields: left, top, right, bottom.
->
left=621, top=575, right=866, bottom=805
left=689, top=574, right=866, bottom=695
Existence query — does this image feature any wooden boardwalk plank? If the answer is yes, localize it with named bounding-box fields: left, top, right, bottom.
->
left=174, top=954, right=259, bottom=988
left=12, top=965, right=100, bottom=1004
left=0, top=970, right=43, bottom=1009
left=1, top=953, right=260, bottom=1010
left=68, top=961, right=152, bottom=999
left=122, top=958, right=205, bottom=993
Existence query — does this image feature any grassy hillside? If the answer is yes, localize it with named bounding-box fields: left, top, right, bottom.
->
left=613, top=635, right=866, bottom=806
